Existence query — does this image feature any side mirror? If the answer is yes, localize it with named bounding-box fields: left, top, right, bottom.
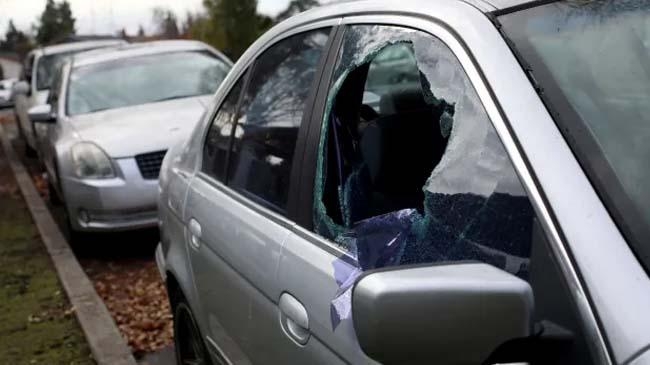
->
left=13, top=81, right=30, bottom=96
left=352, top=263, right=534, bottom=365
left=28, top=104, right=56, bottom=123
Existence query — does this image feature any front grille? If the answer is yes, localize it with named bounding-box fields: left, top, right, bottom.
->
left=135, top=150, right=167, bottom=180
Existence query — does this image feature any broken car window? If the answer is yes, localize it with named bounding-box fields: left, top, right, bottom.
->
left=312, top=25, right=536, bottom=328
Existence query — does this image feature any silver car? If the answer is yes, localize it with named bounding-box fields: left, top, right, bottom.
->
left=29, top=40, right=232, bottom=238
left=0, top=78, right=17, bottom=109
left=12, top=39, right=127, bottom=156
left=157, top=1, right=650, bottom=364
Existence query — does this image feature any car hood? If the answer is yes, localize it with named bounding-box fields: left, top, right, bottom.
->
left=69, top=96, right=211, bottom=158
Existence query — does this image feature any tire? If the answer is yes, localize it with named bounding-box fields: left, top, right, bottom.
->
left=174, top=301, right=214, bottom=365
left=24, top=141, right=37, bottom=158
left=64, top=215, right=85, bottom=246
left=48, top=178, right=61, bottom=205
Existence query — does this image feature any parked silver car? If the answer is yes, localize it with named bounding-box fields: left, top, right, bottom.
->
left=0, top=78, right=17, bottom=109
left=30, top=40, right=232, bottom=238
left=12, top=39, right=127, bottom=156
left=157, top=1, right=650, bottom=364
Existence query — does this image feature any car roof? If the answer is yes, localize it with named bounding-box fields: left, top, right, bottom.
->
left=71, top=40, right=232, bottom=68
left=36, top=39, right=127, bottom=57
left=473, top=0, right=533, bottom=11
left=314, top=0, right=535, bottom=13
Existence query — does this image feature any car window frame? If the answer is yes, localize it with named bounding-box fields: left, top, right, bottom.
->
left=291, top=15, right=611, bottom=365
left=193, top=22, right=340, bottom=226
left=224, top=28, right=334, bottom=214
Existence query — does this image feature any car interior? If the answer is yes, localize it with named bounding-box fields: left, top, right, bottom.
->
left=321, top=44, right=453, bottom=228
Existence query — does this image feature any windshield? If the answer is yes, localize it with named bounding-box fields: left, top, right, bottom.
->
left=67, top=51, right=231, bottom=116
left=36, top=51, right=76, bottom=90
left=499, top=1, right=650, bottom=268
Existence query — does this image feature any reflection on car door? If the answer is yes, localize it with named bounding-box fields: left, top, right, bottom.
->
left=184, top=28, right=335, bottom=364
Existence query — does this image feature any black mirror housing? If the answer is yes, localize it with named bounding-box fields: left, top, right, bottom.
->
left=352, top=263, right=534, bottom=365
left=28, top=104, right=56, bottom=124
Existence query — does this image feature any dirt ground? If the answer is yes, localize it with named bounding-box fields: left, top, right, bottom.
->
left=2, top=111, right=174, bottom=360
left=0, top=116, right=93, bottom=365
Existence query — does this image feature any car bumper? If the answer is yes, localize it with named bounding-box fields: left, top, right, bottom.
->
left=0, top=98, right=13, bottom=108
left=61, top=158, right=160, bottom=232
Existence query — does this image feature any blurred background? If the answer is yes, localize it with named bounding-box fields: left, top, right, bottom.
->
left=0, top=0, right=327, bottom=66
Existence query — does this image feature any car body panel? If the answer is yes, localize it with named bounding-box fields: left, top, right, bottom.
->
left=72, top=40, right=231, bottom=69
left=184, top=175, right=294, bottom=364
left=66, top=96, right=210, bottom=158
left=0, top=78, right=17, bottom=108
left=158, top=1, right=650, bottom=364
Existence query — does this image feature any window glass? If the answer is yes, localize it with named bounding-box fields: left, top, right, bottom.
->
left=202, top=74, right=246, bottom=181
left=67, top=51, right=231, bottom=115
left=24, top=53, right=35, bottom=82
left=47, top=64, right=64, bottom=110
left=227, top=28, right=330, bottom=212
left=499, top=2, right=650, bottom=270
left=314, top=24, right=535, bottom=325
left=36, top=51, right=76, bottom=91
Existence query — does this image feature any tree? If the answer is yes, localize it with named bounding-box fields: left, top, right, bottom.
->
left=137, top=25, right=146, bottom=37
left=0, top=20, right=32, bottom=57
left=35, top=0, right=76, bottom=45
left=276, top=0, right=320, bottom=22
left=117, top=28, right=128, bottom=40
left=203, top=0, right=271, bottom=59
left=185, top=13, right=225, bottom=50
left=152, top=8, right=180, bottom=39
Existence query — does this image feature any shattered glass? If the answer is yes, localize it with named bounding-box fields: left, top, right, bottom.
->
left=314, top=25, right=536, bottom=328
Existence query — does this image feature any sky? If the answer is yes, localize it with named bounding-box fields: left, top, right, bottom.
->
left=0, top=0, right=292, bottom=37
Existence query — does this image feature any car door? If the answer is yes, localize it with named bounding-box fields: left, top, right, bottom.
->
left=279, top=19, right=602, bottom=364
left=184, top=27, right=339, bottom=364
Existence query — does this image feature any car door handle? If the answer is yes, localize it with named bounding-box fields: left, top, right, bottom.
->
left=279, top=293, right=310, bottom=345
left=188, top=218, right=202, bottom=250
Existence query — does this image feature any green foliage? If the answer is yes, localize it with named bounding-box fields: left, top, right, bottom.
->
left=202, top=0, right=265, bottom=59
left=152, top=7, right=180, bottom=39
left=35, top=0, right=76, bottom=45
left=173, top=0, right=321, bottom=60
left=0, top=20, right=33, bottom=57
left=0, top=158, right=92, bottom=364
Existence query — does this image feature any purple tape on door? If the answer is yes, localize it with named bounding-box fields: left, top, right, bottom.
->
left=329, top=209, right=418, bottom=329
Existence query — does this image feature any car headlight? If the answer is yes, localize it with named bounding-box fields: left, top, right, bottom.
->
left=71, top=142, right=115, bottom=179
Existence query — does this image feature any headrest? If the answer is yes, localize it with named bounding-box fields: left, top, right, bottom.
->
left=379, top=84, right=428, bottom=115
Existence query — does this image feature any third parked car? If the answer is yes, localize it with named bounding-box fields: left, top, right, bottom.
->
left=12, top=39, right=127, bottom=156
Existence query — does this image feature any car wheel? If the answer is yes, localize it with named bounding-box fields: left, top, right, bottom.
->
left=60, top=204, right=87, bottom=247
left=174, top=301, right=214, bottom=365
left=24, top=142, right=37, bottom=158
left=48, top=178, right=61, bottom=205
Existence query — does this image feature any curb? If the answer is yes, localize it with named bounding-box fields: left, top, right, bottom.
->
left=0, top=123, right=138, bottom=365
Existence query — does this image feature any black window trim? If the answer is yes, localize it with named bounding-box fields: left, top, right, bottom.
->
left=198, top=26, right=338, bottom=220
